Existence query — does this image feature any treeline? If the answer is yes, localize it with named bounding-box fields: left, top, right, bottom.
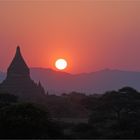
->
left=82, top=87, right=140, bottom=138
left=0, top=93, right=63, bottom=138
left=0, top=86, right=140, bottom=138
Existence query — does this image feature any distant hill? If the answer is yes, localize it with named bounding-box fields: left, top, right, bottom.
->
left=1, top=68, right=140, bottom=95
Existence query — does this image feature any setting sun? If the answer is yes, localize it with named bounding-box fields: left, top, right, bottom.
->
left=55, top=59, right=67, bottom=70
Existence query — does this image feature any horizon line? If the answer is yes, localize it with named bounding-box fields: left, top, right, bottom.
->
left=1, top=67, right=140, bottom=75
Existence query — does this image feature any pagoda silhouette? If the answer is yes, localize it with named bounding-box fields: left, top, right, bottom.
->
left=0, top=46, right=46, bottom=102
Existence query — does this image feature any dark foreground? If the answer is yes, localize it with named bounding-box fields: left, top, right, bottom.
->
left=0, top=87, right=140, bottom=139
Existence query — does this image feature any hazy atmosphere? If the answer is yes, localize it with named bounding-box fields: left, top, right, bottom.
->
left=0, top=1, right=140, bottom=73
left=1, top=1, right=140, bottom=139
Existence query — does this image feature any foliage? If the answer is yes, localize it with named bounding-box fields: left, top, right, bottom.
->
left=88, top=87, right=140, bottom=138
left=0, top=92, right=63, bottom=138
left=1, top=87, right=140, bottom=138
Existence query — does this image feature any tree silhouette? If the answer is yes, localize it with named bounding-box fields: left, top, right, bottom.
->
left=0, top=103, right=63, bottom=139
left=89, top=87, right=140, bottom=138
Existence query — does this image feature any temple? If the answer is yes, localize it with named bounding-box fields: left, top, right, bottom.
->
left=0, top=46, right=46, bottom=102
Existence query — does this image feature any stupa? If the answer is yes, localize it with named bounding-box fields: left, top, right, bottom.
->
left=0, top=46, right=46, bottom=102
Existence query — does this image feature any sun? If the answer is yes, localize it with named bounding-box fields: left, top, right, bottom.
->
left=55, top=59, right=67, bottom=70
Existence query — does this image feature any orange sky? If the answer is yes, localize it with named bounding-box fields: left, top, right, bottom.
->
left=0, top=1, right=140, bottom=73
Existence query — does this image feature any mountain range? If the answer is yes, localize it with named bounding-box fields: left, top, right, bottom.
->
left=1, top=68, right=140, bottom=95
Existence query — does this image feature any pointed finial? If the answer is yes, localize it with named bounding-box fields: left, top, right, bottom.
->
left=16, top=46, right=22, bottom=57
left=17, top=46, right=20, bottom=52
left=7, top=45, right=30, bottom=77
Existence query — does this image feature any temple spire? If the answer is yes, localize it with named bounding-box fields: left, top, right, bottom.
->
left=16, top=46, right=20, bottom=53
left=0, top=46, right=46, bottom=102
left=7, top=46, right=30, bottom=77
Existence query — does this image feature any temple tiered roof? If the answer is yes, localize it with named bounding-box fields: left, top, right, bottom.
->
left=0, top=46, right=46, bottom=102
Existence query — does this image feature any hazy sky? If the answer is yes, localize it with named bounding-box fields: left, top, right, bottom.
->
left=0, top=1, right=140, bottom=73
